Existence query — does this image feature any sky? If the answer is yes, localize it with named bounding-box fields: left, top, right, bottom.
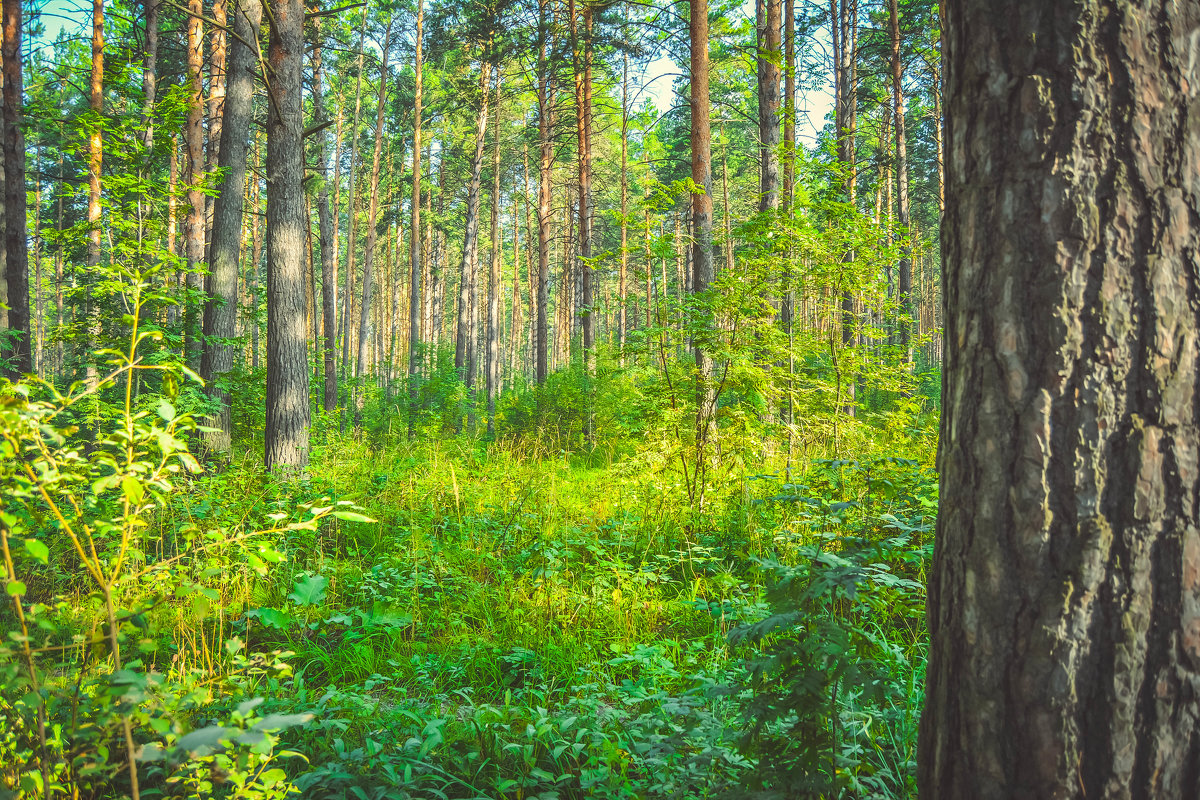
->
left=33, top=0, right=834, bottom=144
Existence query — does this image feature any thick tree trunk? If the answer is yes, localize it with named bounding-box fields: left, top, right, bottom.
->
left=457, top=65, right=491, bottom=382
left=919, top=1, right=1200, bottom=797
left=312, top=18, right=338, bottom=413
left=264, top=0, right=310, bottom=472
left=184, top=0, right=204, bottom=368
left=2, top=0, right=31, bottom=377
left=200, top=0, right=262, bottom=453
left=691, top=0, right=715, bottom=460
left=407, top=0, right=424, bottom=431
left=756, top=0, right=780, bottom=212
left=354, top=23, right=392, bottom=425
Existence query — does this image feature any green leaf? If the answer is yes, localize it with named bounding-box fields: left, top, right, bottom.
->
left=288, top=574, right=328, bottom=607
left=6, top=581, right=26, bottom=597
left=121, top=476, right=145, bottom=506
left=23, top=540, right=49, bottom=565
left=331, top=510, right=376, bottom=524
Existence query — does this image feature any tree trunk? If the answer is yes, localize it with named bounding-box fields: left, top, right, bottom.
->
left=408, top=0, right=423, bottom=432
left=354, top=22, right=392, bottom=426
left=312, top=16, right=338, bottom=413
left=535, top=0, right=553, bottom=384
left=206, top=0, right=227, bottom=245
left=85, top=0, right=105, bottom=383
left=2, top=0, right=31, bottom=377
left=264, top=0, right=310, bottom=472
left=341, top=10, right=368, bottom=383
left=457, top=64, right=491, bottom=382
left=919, top=1, right=1200, bottom=797
left=618, top=52, right=629, bottom=367
left=691, top=0, right=715, bottom=462
left=889, top=0, right=911, bottom=363
left=757, top=0, right=780, bottom=212
left=200, top=0, right=262, bottom=453
left=184, top=0, right=204, bottom=368
left=486, top=65, right=502, bottom=434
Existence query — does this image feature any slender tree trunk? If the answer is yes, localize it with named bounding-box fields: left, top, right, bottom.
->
left=85, top=0, right=105, bottom=383
left=200, top=0, right=262, bottom=452
left=249, top=137, right=261, bottom=370
left=184, top=0, right=205, bottom=368
left=341, top=10, right=368, bottom=383
left=617, top=53, right=629, bottom=366
left=457, top=64, right=491, bottom=381
left=312, top=17, right=338, bottom=413
left=535, top=0, right=553, bottom=384
left=920, top=1, right=1200, bottom=796
left=486, top=65, right=502, bottom=434
left=889, top=0, right=912, bottom=363
left=264, top=0, right=310, bottom=472
left=408, top=0, right=424, bottom=431
left=354, top=23, right=393, bottom=426
left=206, top=0, right=227, bottom=245
left=2, top=0, right=31, bottom=377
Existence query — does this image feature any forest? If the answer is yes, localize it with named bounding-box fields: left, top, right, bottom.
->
left=2, top=0, right=1197, bottom=796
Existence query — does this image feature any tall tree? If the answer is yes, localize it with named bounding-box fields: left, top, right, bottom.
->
left=756, top=0, right=780, bottom=212
left=407, top=0, right=424, bottom=433
left=264, top=0, right=310, bottom=471
left=354, top=21, right=393, bottom=426
left=85, top=0, right=105, bottom=383
left=312, top=16, right=339, bottom=413
left=918, top=0, right=1200, bottom=796
left=617, top=51, right=629, bottom=366
left=183, top=0, right=205, bottom=367
left=340, top=10, right=369, bottom=381
left=534, top=0, right=553, bottom=384
left=486, top=66, right=502, bottom=434
left=691, top=0, right=714, bottom=451
left=456, top=64, right=491, bottom=385
left=200, top=0, right=263, bottom=452
left=888, top=0, right=911, bottom=362
left=1, top=0, right=30, bottom=377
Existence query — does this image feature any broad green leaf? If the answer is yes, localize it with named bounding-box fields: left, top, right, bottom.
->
left=23, top=539, right=48, bottom=564
left=6, top=581, right=26, bottom=597
left=332, top=510, right=376, bottom=524
left=288, top=574, right=328, bottom=607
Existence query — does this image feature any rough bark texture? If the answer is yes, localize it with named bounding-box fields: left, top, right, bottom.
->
left=312, top=18, right=338, bottom=413
left=85, top=0, right=104, bottom=383
left=919, top=1, right=1200, bottom=797
left=200, top=0, right=262, bottom=453
left=756, top=0, right=780, bottom=212
left=2, top=0, right=31, bottom=377
left=264, top=0, right=310, bottom=472
left=691, top=0, right=715, bottom=448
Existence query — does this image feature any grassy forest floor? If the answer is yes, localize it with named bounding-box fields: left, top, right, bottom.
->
left=2, top=368, right=938, bottom=800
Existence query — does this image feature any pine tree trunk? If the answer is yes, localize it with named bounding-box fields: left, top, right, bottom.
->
left=486, top=65, right=502, bottom=434
left=205, top=0, right=226, bottom=245
left=408, top=0, right=424, bottom=432
left=458, top=64, right=491, bottom=382
left=889, top=0, right=912, bottom=363
left=919, top=1, right=1200, bottom=796
left=264, top=0, right=310, bottom=472
left=757, top=0, right=780, bottom=212
left=312, top=16, right=339, bottom=413
left=341, top=10, right=368, bottom=383
left=691, top=0, right=714, bottom=457
left=183, top=0, right=204, bottom=369
left=354, top=23, right=393, bottom=426
left=535, top=0, right=553, bottom=384
left=2, top=0, right=31, bottom=377
left=200, top=0, right=262, bottom=453
left=85, top=0, right=105, bottom=383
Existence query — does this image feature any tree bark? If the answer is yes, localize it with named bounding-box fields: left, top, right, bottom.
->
left=341, top=9, right=368, bottom=383
left=889, top=0, right=911, bottom=362
left=85, top=0, right=105, bottom=383
left=354, top=22, right=392, bottom=426
left=457, top=64, right=491, bottom=383
left=264, top=0, right=310, bottom=472
left=408, top=0, right=424, bottom=431
left=200, top=0, right=262, bottom=453
left=2, top=0, right=31, bottom=377
left=184, top=0, right=205, bottom=368
left=206, top=0, right=227, bottom=244
left=534, top=0, right=553, bottom=384
left=919, top=1, right=1200, bottom=797
left=756, top=0, right=780, bottom=213
left=312, top=15, right=338, bottom=413
left=691, top=0, right=715, bottom=458
left=486, top=65, right=502, bottom=434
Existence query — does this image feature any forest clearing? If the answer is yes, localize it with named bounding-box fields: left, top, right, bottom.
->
left=1, top=0, right=1197, bottom=797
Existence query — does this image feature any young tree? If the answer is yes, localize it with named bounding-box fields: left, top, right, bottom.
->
left=264, top=0, right=310, bottom=471
left=201, top=0, right=263, bottom=452
left=919, top=0, right=1200, bottom=795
